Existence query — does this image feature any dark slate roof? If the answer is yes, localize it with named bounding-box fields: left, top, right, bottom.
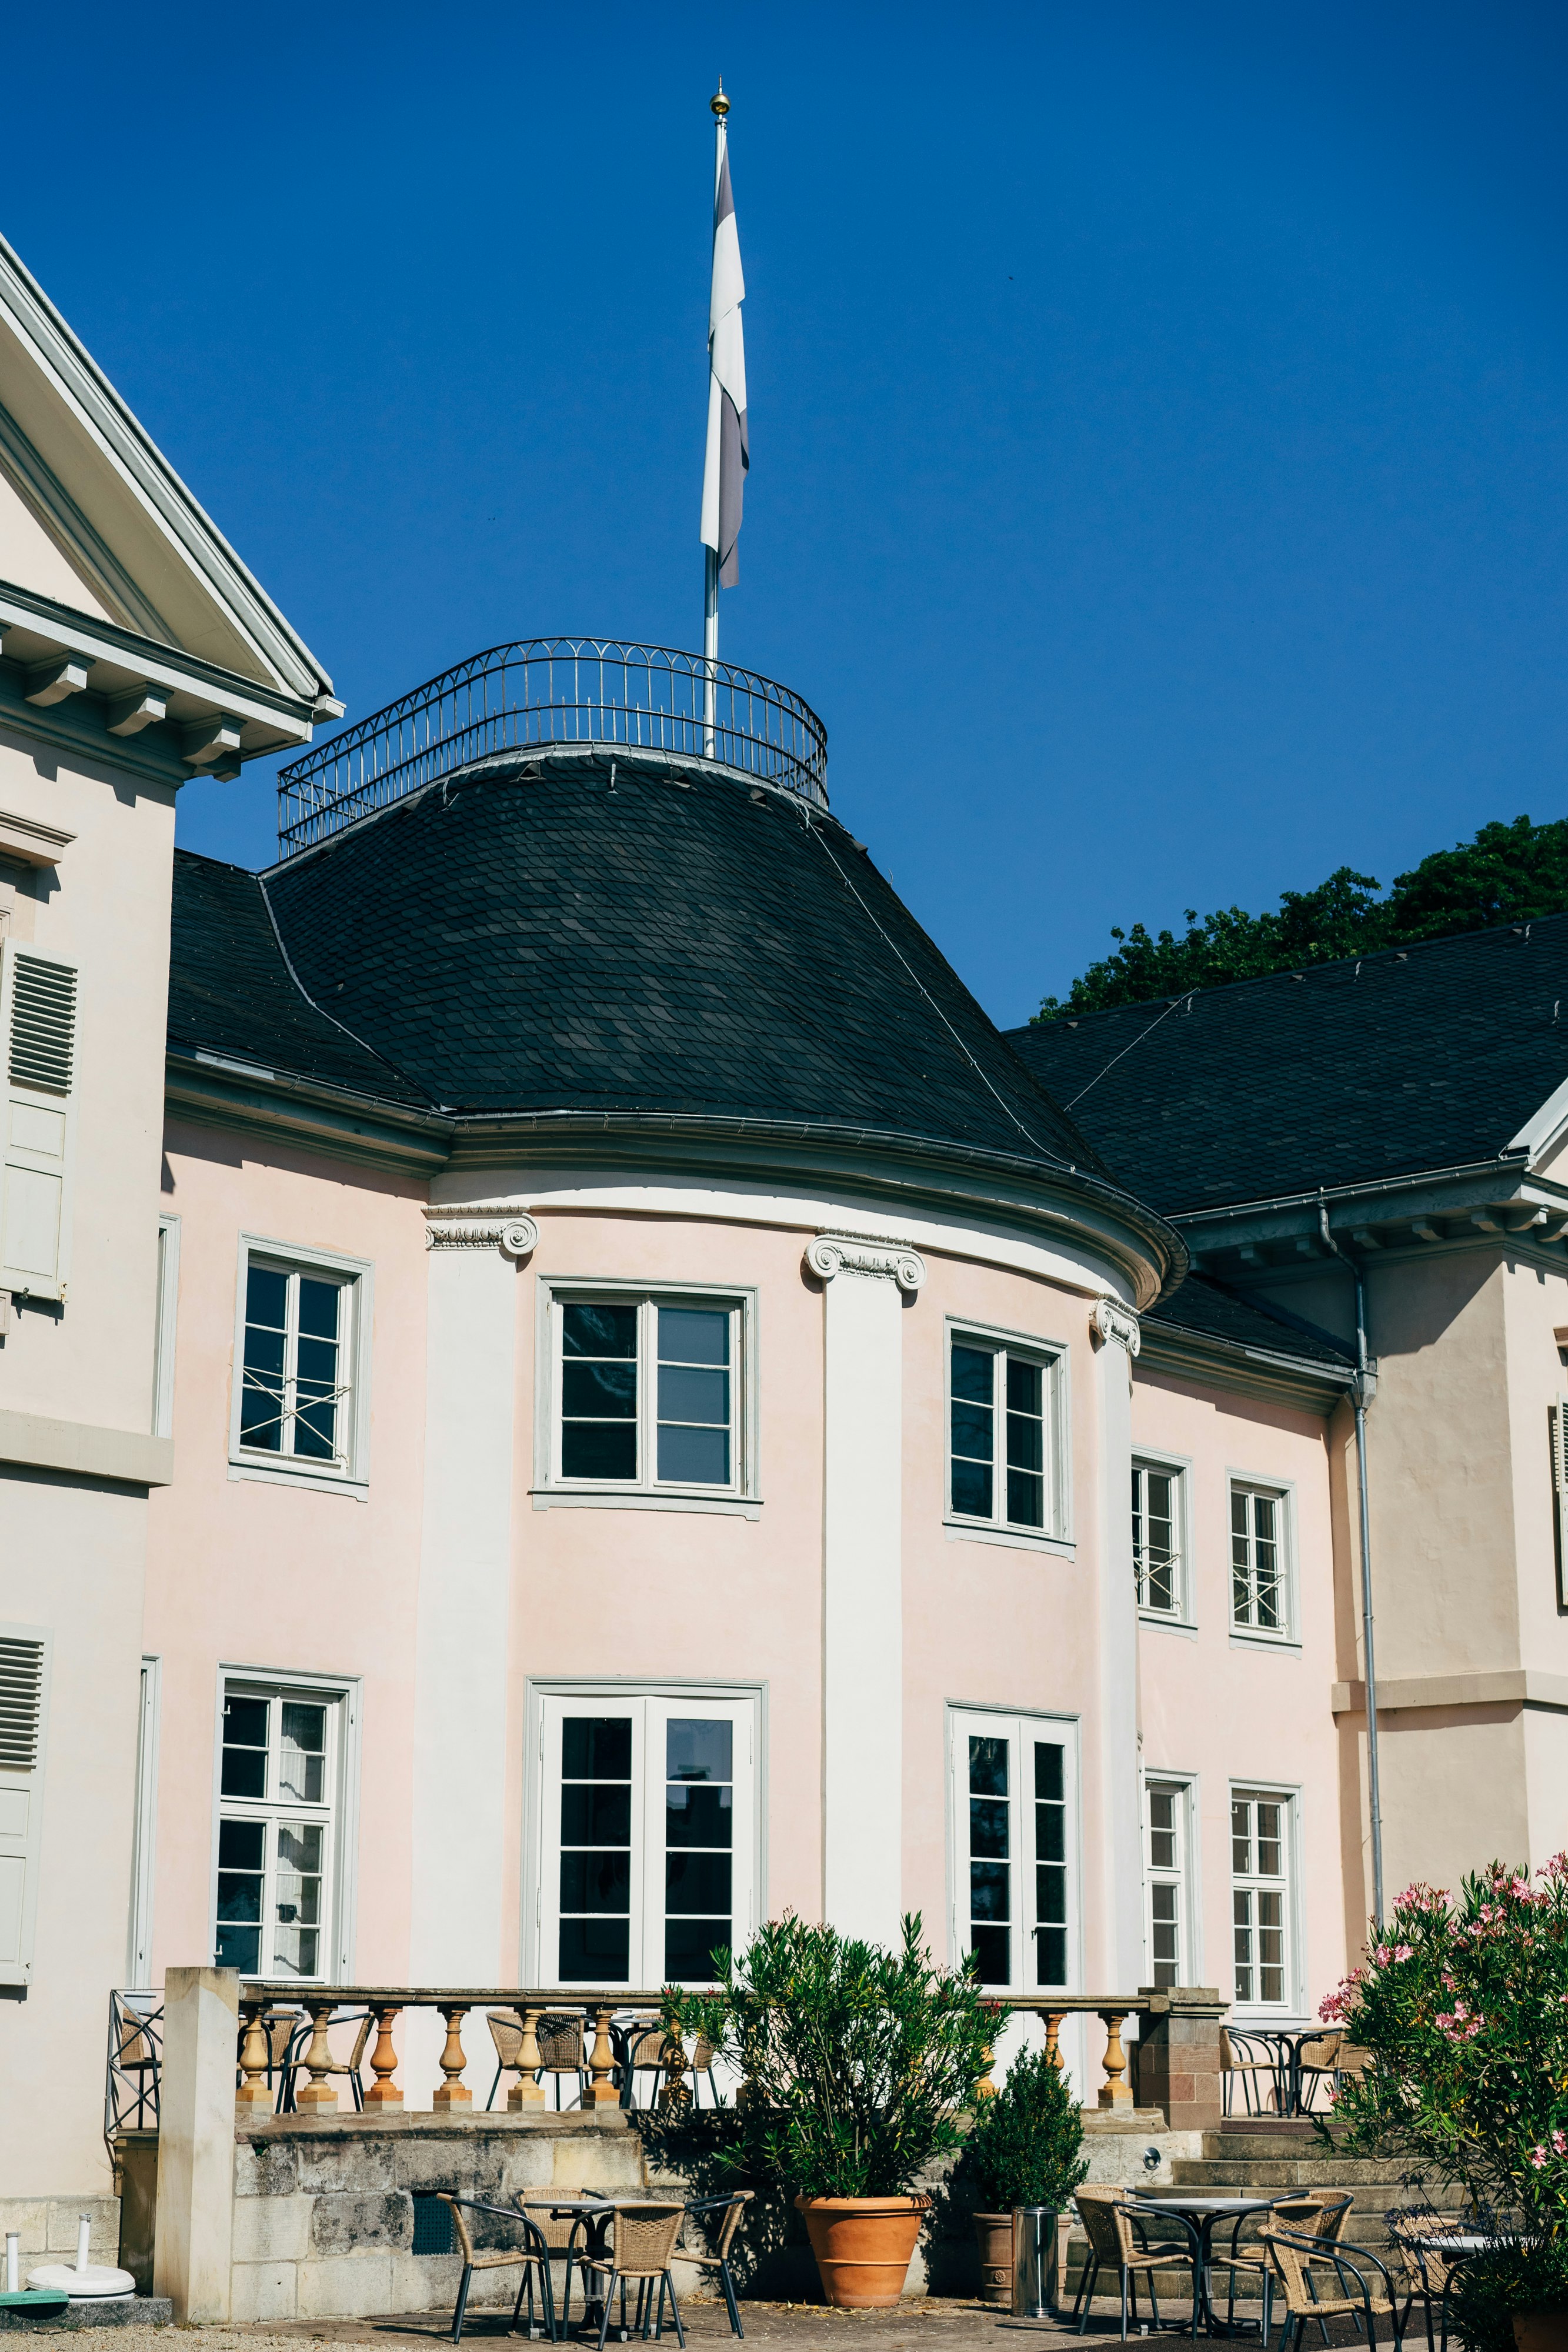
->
left=172, top=755, right=1107, bottom=1179
left=1145, top=1270, right=1355, bottom=1377
left=1006, top=917, right=1568, bottom=1215
left=168, top=850, right=430, bottom=1106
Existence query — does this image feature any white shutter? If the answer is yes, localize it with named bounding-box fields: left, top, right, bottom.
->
left=1554, top=1397, right=1568, bottom=1497
left=0, top=943, right=78, bottom=1301
left=0, top=1630, right=49, bottom=1985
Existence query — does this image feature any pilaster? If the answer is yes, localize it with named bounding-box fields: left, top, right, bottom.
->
left=1093, top=1297, right=1145, bottom=1991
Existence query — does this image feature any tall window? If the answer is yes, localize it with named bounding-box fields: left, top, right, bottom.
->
left=537, top=1692, right=756, bottom=1986
left=1133, top=1462, right=1183, bottom=1614
left=231, top=1242, right=369, bottom=1487
left=549, top=1295, right=745, bottom=1494
left=1232, top=1790, right=1292, bottom=2008
left=1145, top=1779, right=1190, bottom=1989
left=1231, top=1483, right=1289, bottom=1633
left=948, top=1332, right=1061, bottom=1536
left=948, top=1709, right=1076, bottom=1989
left=214, top=1682, right=343, bottom=1980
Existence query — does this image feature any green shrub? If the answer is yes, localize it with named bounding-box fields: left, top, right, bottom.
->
left=666, top=1911, right=996, bottom=2199
left=960, top=2045, right=1089, bottom=2211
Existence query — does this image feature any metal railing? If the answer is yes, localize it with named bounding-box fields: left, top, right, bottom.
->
left=276, top=639, right=829, bottom=856
left=105, top=1989, right=162, bottom=2153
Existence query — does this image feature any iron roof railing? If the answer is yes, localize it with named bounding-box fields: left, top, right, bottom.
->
left=276, top=637, right=829, bottom=855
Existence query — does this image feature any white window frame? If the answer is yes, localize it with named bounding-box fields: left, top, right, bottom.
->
left=229, top=1235, right=373, bottom=1497
left=522, top=1678, right=765, bottom=1989
left=1133, top=1452, right=1193, bottom=1626
left=1229, top=1781, right=1302, bottom=2016
left=152, top=1216, right=181, bottom=1439
left=1227, top=1473, right=1299, bottom=1646
left=0, top=942, right=79, bottom=1305
left=1143, top=1770, right=1200, bottom=1990
left=209, top=1664, right=362, bottom=1984
left=126, top=1654, right=161, bottom=1984
left=945, top=1704, right=1082, bottom=1993
left=532, top=1280, right=760, bottom=1516
left=944, top=1320, right=1072, bottom=1552
left=0, top=1621, right=51, bottom=1986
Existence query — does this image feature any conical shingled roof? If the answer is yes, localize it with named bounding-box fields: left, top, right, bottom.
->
left=249, top=751, right=1105, bottom=1175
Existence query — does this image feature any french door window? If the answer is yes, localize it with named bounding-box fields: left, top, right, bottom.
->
left=1232, top=1790, right=1292, bottom=2007
left=538, top=1693, right=756, bottom=1986
left=1231, top=1483, right=1289, bottom=1633
left=239, top=1260, right=352, bottom=1464
left=215, top=1682, right=341, bottom=1979
left=549, top=1294, right=745, bottom=1494
left=1133, top=1462, right=1184, bottom=1615
left=1145, top=1778, right=1191, bottom=1989
left=948, top=1708, right=1076, bottom=1990
left=948, top=1332, right=1062, bottom=1536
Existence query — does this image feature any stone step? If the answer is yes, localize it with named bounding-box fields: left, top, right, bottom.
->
left=1169, top=2158, right=1463, bottom=2189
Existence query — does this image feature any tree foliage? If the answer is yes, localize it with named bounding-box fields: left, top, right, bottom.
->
left=1035, top=816, right=1568, bottom=1019
left=1322, top=1859, right=1568, bottom=2234
left=959, top=2044, right=1089, bottom=2212
left=664, top=1911, right=996, bottom=2199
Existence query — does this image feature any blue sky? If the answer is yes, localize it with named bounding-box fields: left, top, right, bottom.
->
left=5, top=1, right=1567, bottom=1026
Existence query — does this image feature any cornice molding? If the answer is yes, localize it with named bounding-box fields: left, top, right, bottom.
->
left=423, top=1205, right=538, bottom=1257
left=1137, top=1319, right=1352, bottom=1416
left=805, top=1229, right=927, bottom=1292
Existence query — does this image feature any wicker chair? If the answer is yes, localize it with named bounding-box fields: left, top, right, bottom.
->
left=1222, top=2026, right=1283, bottom=2117
left=1263, top=2226, right=1407, bottom=2352
left=276, top=2010, right=373, bottom=2113
left=535, top=2013, right=589, bottom=2111
left=1294, top=2032, right=1345, bottom=2114
left=576, top=2203, right=688, bottom=2351
left=1212, top=2193, right=1353, bottom=2336
left=677, top=2191, right=753, bottom=2338
left=486, top=2011, right=528, bottom=2112
left=615, top=2021, right=670, bottom=2110
left=1072, top=2186, right=1201, bottom=2340
left=438, top=2196, right=559, bottom=2344
left=513, top=2199, right=595, bottom=2338
left=1388, top=2221, right=1467, bottom=2352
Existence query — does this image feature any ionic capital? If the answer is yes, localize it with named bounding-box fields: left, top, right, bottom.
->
left=423, top=1205, right=539, bottom=1257
left=806, top=1230, right=926, bottom=1294
left=1092, top=1296, right=1141, bottom=1355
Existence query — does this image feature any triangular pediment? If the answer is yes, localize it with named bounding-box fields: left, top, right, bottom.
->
left=0, top=231, right=333, bottom=706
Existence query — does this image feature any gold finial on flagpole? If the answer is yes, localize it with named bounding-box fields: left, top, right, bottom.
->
left=710, top=81, right=729, bottom=118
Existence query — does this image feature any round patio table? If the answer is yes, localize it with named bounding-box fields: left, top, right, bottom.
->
left=546, top=2198, right=623, bottom=2343
left=1127, top=2196, right=1277, bottom=2338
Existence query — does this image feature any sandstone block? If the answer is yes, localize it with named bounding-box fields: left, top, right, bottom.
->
left=295, top=2254, right=395, bottom=2318
left=233, top=2193, right=312, bottom=2264
left=231, top=2261, right=299, bottom=2322
left=310, top=2191, right=412, bottom=2256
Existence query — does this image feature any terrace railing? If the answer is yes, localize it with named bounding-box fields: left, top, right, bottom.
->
left=276, top=639, right=829, bottom=856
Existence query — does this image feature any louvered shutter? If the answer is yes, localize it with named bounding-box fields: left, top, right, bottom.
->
left=0, top=943, right=78, bottom=1301
left=0, top=1632, right=49, bottom=1984
left=1555, top=1397, right=1568, bottom=1497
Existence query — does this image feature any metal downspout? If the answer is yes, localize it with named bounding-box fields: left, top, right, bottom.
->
left=1318, top=1195, right=1386, bottom=1927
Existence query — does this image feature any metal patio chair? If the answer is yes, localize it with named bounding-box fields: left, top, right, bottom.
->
left=439, top=2195, right=559, bottom=2344
left=275, top=2009, right=373, bottom=2113
left=534, top=2013, right=589, bottom=2111
left=1223, top=2026, right=1285, bottom=2117
left=485, top=2011, right=528, bottom=2111
left=1072, top=2186, right=1201, bottom=2340
left=1293, top=2033, right=1345, bottom=2114
left=677, top=2191, right=753, bottom=2338
left=1213, top=2193, right=1353, bottom=2338
left=576, top=2201, right=688, bottom=2350
left=1264, top=2226, right=1407, bottom=2352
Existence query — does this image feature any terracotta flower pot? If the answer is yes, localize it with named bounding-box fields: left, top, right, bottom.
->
left=1513, top=2314, right=1568, bottom=2352
left=973, top=2212, right=1013, bottom=2307
left=794, top=2194, right=930, bottom=2308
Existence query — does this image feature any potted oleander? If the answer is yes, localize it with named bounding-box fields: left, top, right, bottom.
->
left=961, top=2044, right=1089, bottom=2307
left=669, top=1913, right=996, bottom=2308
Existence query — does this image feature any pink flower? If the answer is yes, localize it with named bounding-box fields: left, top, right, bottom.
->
left=1374, top=1946, right=1393, bottom=1965
left=1553, top=2133, right=1567, bottom=2157
left=1532, top=2147, right=1549, bottom=2169
left=1394, top=1946, right=1414, bottom=1963
left=1510, top=1877, right=1532, bottom=1899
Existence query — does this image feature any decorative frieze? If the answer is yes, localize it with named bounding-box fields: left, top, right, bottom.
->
left=1092, top=1297, right=1141, bottom=1356
left=805, top=1230, right=926, bottom=1294
left=423, top=1206, right=539, bottom=1257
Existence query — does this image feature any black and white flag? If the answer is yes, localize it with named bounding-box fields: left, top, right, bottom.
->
left=700, top=123, right=748, bottom=588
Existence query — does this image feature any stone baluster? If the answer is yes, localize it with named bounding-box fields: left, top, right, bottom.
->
left=508, top=2005, right=546, bottom=2109
left=975, top=2001, right=1005, bottom=2097
left=364, top=2005, right=403, bottom=2109
left=1098, top=2009, right=1133, bottom=2109
left=434, top=2006, right=472, bottom=2108
left=588, top=2006, right=619, bottom=2106
left=659, top=2028, right=690, bottom=2114
left=1043, top=2012, right=1065, bottom=2073
left=296, top=1999, right=339, bottom=2112
left=236, top=2001, right=272, bottom=2112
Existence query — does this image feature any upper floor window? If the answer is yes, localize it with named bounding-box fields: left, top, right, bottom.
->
left=948, top=1329, right=1064, bottom=1538
left=543, top=1289, right=750, bottom=1499
left=215, top=1677, right=352, bottom=1981
left=1133, top=1460, right=1185, bottom=1616
left=1230, top=1481, right=1291, bottom=1636
left=230, top=1239, right=371, bottom=1493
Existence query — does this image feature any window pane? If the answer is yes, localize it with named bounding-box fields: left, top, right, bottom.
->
left=560, top=1850, right=632, bottom=1913
left=668, top=1721, right=732, bottom=1782
left=970, top=1860, right=1010, bottom=1921
left=1035, top=1746, right=1064, bottom=1803
left=216, top=1922, right=262, bottom=1971
left=562, top=1783, right=632, bottom=1844
left=218, top=1816, right=265, bottom=1874
left=950, top=1401, right=993, bottom=1462
left=561, top=1362, right=638, bottom=1416
left=562, top=1421, right=638, bottom=1479
left=1036, top=1863, right=1066, bottom=1925
left=279, top=1704, right=326, bottom=1803
left=658, top=1365, right=729, bottom=1424
left=665, top=1850, right=732, bottom=1914
left=972, top=1924, right=1010, bottom=1986
left=1005, top=1356, right=1043, bottom=1415
left=656, top=1423, right=729, bottom=1483
left=273, top=1822, right=323, bottom=1977
left=952, top=1345, right=995, bottom=1402
left=951, top=1457, right=993, bottom=1518
left=563, top=1305, right=637, bottom=1357
left=665, top=1917, right=731, bottom=1980
left=1036, top=1924, right=1067, bottom=1987
left=1232, top=1801, right=1251, bottom=1874
left=560, top=1918, right=629, bottom=1979
left=221, top=1697, right=268, bottom=1798
left=665, top=1783, right=732, bottom=1846
left=1006, top=1467, right=1045, bottom=1527
left=563, top=1718, right=632, bottom=1779
left=1006, top=1411, right=1044, bottom=1473
left=246, top=1265, right=288, bottom=1329
left=969, top=1737, right=1009, bottom=1798
left=658, top=1307, right=728, bottom=1366
left=665, top=1715, right=732, bottom=1981
left=297, top=1279, right=341, bottom=1342
left=969, top=1798, right=1009, bottom=1858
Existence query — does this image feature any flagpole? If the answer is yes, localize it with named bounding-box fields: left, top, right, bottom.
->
left=703, top=84, right=728, bottom=755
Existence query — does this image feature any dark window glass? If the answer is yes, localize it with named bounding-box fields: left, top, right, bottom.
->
left=969, top=1799, right=1009, bottom=1858
left=562, top=1305, right=638, bottom=1358
left=561, top=1362, right=638, bottom=1417
left=293, top=1276, right=341, bottom=1460
left=663, top=1717, right=732, bottom=1981
left=1004, top=1357, right=1045, bottom=1527
left=216, top=1922, right=262, bottom=1971
left=970, top=1860, right=1010, bottom=1921
left=1007, top=1468, right=1045, bottom=1527
left=561, top=1422, right=638, bottom=1480
left=950, top=1402, right=993, bottom=1460
left=560, top=1850, right=632, bottom=1913
left=1036, top=1864, right=1067, bottom=1925
left=668, top=1720, right=731, bottom=1782
left=561, top=1784, right=632, bottom=1844
left=561, top=1311, right=639, bottom=1482
left=563, top=1718, right=632, bottom=1779
left=559, top=1714, right=632, bottom=1982
left=665, top=1783, right=732, bottom=1846
left=666, top=1850, right=733, bottom=1914
left=657, top=1424, right=729, bottom=1483
left=951, top=1345, right=994, bottom=1402
left=221, top=1697, right=268, bottom=1798
left=1032, top=1740, right=1068, bottom=1984
left=1035, top=1746, right=1064, bottom=1803
left=245, top=1265, right=288, bottom=1328
left=968, top=1737, right=1008, bottom=1798
left=559, top=1917, right=629, bottom=1980
left=1036, top=1926, right=1067, bottom=1987
left=659, top=1307, right=728, bottom=1366
left=665, top=1917, right=730, bottom=1981
left=218, top=1817, right=265, bottom=1874
left=950, top=1344, right=996, bottom=1518
left=656, top=1308, right=731, bottom=1485
left=950, top=1458, right=992, bottom=1518
left=971, top=1924, right=1010, bottom=1985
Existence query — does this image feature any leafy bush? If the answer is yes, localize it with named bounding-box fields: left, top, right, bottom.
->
left=1447, top=2240, right=1568, bottom=2352
left=960, top=2045, right=1089, bottom=2212
left=1323, top=1858, right=1568, bottom=2233
left=666, top=1912, right=996, bottom=2200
